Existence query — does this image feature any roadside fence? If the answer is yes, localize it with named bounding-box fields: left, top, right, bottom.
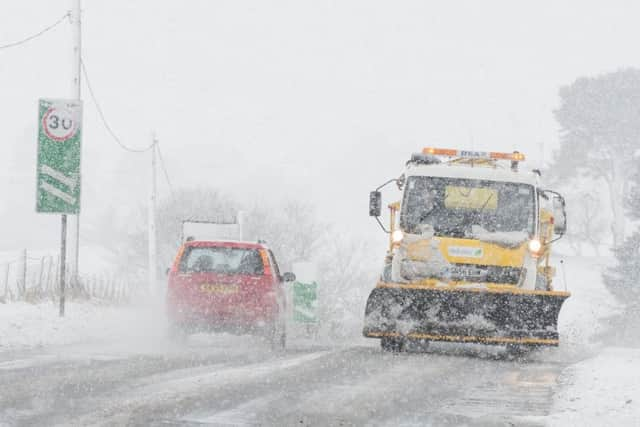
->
left=0, top=250, right=145, bottom=303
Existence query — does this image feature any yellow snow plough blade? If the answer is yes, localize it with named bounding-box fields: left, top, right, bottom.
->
left=363, top=281, right=570, bottom=346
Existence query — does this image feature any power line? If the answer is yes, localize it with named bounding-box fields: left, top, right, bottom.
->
left=0, top=12, right=70, bottom=51
left=80, top=57, right=154, bottom=153
left=155, top=142, right=174, bottom=197
left=82, top=57, right=175, bottom=197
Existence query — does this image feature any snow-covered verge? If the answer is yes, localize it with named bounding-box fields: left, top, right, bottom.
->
left=0, top=297, right=357, bottom=353
left=549, top=347, right=640, bottom=426
left=548, top=254, right=640, bottom=423
left=0, top=300, right=165, bottom=350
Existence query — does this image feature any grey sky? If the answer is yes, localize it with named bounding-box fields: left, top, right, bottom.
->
left=2, top=0, right=639, bottom=252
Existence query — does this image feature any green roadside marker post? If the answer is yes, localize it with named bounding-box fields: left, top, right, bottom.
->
left=292, top=281, right=318, bottom=324
left=36, top=99, right=82, bottom=316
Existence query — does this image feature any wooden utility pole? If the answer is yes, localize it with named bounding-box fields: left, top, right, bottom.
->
left=148, top=135, right=158, bottom=295
left=60, top=0, right=82, bottom=316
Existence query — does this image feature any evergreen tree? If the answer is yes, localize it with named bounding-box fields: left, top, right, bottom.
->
left=551, top=68, right=640, bottom=247
left=603, top=166, right=640, bottom=308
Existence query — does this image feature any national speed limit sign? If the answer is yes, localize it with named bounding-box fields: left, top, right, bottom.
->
left=42, top=104, right=80, bottom=142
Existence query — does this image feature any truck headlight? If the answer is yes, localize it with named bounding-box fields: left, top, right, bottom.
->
left=528, top=239, right=542, bottom=256
left=392, top=230, right=404, bottom=244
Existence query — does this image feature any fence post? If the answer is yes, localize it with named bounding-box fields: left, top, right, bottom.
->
left=109, top=276, right=116, bottom=300
left=46, top=256, right=54, bottom=295
left=3, top=264, right=9, bottom=301
left=102, top=274, right=108, bottom=299
left=19, top=249, right=27, bottom=298
left=53, top=256, right=60, bottom=299
left=37, top=256, right=46, bottom=295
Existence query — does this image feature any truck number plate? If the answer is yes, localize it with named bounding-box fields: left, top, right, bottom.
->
left=447, top=246, right=483, bottom=258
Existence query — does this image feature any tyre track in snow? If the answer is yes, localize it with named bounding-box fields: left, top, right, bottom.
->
left=99, top=346, right=565, bottom=426
left=434, top=354, right=565, bottom=425
left=0, top=338, right=293, bottom=426
left=170, top=346, right=565, bottom=426
left=53, top=349, right=333, bottom=426
left=172, top=347, right=470, bottom=427
left=129, top=346, right=451, bottom=426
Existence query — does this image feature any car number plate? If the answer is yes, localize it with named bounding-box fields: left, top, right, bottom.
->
left=200, top=284, right=239, bottom=294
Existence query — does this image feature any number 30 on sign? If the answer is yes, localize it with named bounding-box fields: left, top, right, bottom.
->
left=42, top=103, right=80, bottom=142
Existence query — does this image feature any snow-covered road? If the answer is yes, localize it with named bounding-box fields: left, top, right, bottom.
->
left=0, top=336, right=569, bottom=426
left=0, top=255, right=638, bottom=426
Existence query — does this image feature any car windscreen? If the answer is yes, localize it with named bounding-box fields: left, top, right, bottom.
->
left=400, top=176, right=535, bottom=238
left=179, top=246, right=265, bottom=275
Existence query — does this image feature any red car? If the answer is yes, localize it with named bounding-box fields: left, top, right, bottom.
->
left=166, top=240, right=295, bottom=348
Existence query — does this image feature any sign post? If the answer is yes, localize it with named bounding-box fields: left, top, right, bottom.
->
left=36, top=98, right=82, bottom=316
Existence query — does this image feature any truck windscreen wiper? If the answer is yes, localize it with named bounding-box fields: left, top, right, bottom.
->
left=466, top=193, right=494, bottom=235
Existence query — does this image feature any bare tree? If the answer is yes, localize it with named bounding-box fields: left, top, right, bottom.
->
left=114, top=190, right=326, bottom=279
left=243, top=200, right=326, bottom=271
left=115, top=187, right=238, bottom=277
left=316, top=233, right=380, bottom=339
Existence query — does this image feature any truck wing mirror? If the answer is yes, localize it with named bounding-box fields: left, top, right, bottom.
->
left=552, top=194, right=567, bottom=235
left=542, top=190, right=567, bottom=235
left=369, top=191, right=382, bottom=217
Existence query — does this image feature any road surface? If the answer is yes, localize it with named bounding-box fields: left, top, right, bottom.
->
left=0, top=333, right=571, bottom=426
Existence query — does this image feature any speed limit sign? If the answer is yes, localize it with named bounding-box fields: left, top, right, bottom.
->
left=36, top=99, right=82, bottom=213
left=42, top=105, right=80, bottom=142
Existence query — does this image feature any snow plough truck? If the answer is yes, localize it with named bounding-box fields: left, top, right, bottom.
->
left=363, top=148, right=570, bottom=352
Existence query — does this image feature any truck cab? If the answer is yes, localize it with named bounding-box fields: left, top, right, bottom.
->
left=364, top=148, right=570, bottom=350
left=372, top=149, right=566, bottom=291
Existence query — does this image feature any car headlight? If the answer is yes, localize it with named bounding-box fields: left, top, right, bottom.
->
left=392, top=229, right=404, bottom=244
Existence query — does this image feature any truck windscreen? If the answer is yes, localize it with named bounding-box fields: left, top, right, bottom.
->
left=400, top=176, right=535, bottom=238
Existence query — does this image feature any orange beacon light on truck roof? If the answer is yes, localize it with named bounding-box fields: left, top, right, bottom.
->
left=422, top=147, right=525, bottom=162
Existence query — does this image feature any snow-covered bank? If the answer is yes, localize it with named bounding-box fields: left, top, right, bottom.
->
left=0, top=255, right=621, bottom=354
left=550, top=347, right=640, bottom=426
left=555, top=255, right=619, bottom=356
left=0, top=300, right=165, bottom=350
